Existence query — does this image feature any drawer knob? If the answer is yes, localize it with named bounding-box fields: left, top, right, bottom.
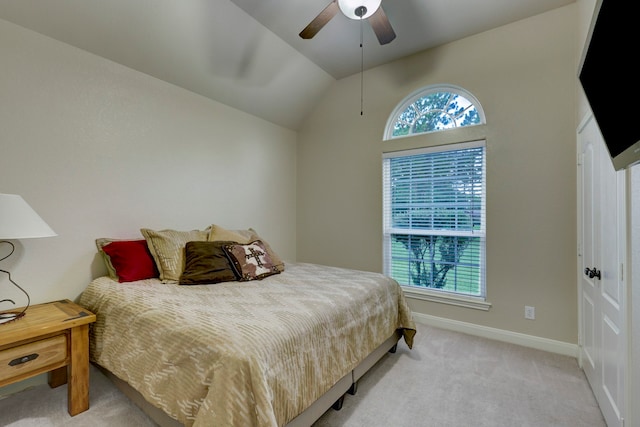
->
left=9, top=353, right=39, bottom=366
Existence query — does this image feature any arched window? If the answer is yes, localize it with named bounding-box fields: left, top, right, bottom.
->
left=382, top=85, right=488, bottom=308
left=384, top=84, right=485, bottom=140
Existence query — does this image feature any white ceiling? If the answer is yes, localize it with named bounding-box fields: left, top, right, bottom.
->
left=0, top=0, right=574, bottom=129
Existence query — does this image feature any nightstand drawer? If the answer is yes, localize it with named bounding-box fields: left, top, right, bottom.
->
left=0, top=334, right=67, bottom=382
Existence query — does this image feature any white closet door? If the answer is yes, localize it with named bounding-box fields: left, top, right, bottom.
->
left=578, top=114, right=625, bottom=427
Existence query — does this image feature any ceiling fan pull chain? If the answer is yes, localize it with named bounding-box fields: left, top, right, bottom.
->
left=360, top=16, right=364, bottom=116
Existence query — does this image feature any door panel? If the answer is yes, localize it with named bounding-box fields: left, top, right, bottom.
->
left=602, top=314, right=620, bottom=414
left=582, top=294, right=596, bottom=371
left=580, top=116, right=598, bottom=388
left=578, top=114, right=625, bottom=427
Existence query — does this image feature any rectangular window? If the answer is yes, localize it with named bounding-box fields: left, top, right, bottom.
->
left=383, top=141, right=486, bottom=299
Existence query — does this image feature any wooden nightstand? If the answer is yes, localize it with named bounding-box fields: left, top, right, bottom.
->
left=0, top=299, right=96, bottom=416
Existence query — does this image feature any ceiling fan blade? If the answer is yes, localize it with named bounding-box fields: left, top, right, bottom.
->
left=369, top=6, right=396, bottom=45
left=299, top=1, right=339, bottom=39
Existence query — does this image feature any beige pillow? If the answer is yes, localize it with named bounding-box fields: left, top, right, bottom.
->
left=208, top=224, right=254, bottom=243
left=208, top=225, right=285, bottom=271
left=141, top=228, right=209, bottom=283
left=96, top=238, right=124, bottom=281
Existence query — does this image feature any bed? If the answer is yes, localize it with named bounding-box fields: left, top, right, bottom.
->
left=78, top=227, right=416, bottom=427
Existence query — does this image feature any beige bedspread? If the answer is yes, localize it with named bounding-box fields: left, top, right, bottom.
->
left=78, top=262, right=416, bottom=427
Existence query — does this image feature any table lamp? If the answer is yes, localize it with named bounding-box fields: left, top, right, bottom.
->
left=0, top=193, right=57, bottom=324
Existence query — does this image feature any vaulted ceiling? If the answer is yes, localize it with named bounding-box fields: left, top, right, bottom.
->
left=0, top=0, right=574, bottom=129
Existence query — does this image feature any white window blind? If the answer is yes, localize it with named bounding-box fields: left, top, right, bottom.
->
left=383, top=141, right=486, bottom=297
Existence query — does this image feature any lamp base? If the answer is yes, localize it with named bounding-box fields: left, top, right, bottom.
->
left=1, top=241, right=31, bottom=325
left=0, top=310, right=25, bottom=324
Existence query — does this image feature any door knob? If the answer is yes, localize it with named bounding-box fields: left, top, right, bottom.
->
left=584, top=267, right=601, bottom=280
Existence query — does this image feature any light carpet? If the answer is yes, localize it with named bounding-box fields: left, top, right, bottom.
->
left=313, top=324, right=605, bottom=427
left=0, top=323, right=605, bottom=427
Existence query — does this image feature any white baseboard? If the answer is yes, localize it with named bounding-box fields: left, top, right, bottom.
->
left=412, top=312, right=579, bottom=358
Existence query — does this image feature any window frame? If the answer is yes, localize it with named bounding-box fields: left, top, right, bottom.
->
left=383, top=84, right=490, bottom=310
left=384, top=84, right=486, bottom=141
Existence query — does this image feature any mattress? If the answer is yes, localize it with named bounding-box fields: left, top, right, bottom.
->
left=78, top=262, right=416, bottom=427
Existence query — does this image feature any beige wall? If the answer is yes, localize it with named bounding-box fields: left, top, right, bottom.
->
left=297, top=5, right=579, bottom=344
left=0, top=19, right=297, bottom=308
left=576, top=0, right=598, bottom=123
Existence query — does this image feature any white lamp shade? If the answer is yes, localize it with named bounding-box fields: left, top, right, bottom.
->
left=338, top=0, right=382, bottom=20
left=0, top=193, right=57, bottom=239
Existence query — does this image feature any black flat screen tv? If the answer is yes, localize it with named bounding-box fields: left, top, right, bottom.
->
left=579, top=0, right=640, bottom=171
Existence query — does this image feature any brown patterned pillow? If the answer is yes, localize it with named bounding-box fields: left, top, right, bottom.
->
left=208, top=225, right=285, bottom=272
left=179, top=241, right=237, bottom=285
left=222, top=240, right=281, bottom=281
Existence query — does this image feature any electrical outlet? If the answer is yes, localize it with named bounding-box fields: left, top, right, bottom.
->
left=525, top=306, right=535, bottom=320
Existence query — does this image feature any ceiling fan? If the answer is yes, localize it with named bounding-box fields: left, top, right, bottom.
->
left=299, top=0, right=396, bottom=45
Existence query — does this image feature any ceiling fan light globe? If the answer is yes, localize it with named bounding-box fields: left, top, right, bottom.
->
left=338, top=0, right=382, bottom=20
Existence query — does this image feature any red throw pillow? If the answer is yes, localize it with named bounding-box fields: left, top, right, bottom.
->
left=102, top=240, right=159, bottom=282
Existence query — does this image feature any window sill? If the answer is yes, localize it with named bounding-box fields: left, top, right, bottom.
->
left=401, top=286, right=492, bottom=311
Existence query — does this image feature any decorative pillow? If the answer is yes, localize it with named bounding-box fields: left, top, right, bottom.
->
left=208, top=225, right=285, bottom=272
left=96, top=238, right=123, bottom=281
left=247, top=230, right=285, bottom=272
left=100, top=239, right=159, bottom=283
left=141, top=228, right=209, bottom=283
left=208, top=224, right=254, bottom=243
left=222, top=240, right=281, bottom=281
left=179, top=241, right=237, bottom=285
left=96, top=238, right=148, bottom=281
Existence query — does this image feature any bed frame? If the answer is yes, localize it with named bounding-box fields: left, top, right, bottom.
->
left=97, top=330, right=401, bottom=427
